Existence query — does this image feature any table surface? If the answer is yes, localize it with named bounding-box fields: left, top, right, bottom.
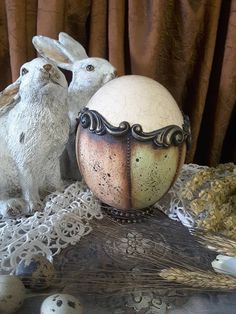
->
left=15, top=213, right=236, bottom=314
left=16, top=293, right=236, bottom=314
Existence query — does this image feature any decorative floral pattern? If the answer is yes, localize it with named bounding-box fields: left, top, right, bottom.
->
left=78, top=108, right=191, bottom=148
left=0, top=181, right=102, bottom=272
left=127, top=290, right=168, bottom=313
left=104, top=230, right=168, bottom=268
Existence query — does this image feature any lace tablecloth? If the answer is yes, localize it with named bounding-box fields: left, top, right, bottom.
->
left=1, top=163, right=236, bottom=314
left=0, top=164, right=206, bottom=273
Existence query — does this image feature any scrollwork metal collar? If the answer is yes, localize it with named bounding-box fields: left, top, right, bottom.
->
left=78, top=107, right=191, bottom=149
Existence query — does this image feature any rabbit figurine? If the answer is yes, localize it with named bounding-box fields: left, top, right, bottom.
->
left=0, top=58, right=69, bottom=218
left=33, top=32, right=117, bottom=180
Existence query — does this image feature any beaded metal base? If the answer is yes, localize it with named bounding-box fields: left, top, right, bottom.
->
left=103, top=205, right=154, bottom=223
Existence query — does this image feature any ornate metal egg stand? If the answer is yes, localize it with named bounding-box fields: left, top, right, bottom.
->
left=102, top=204, right=154, bottom=223
left=77, top=107, right=191, bottom=223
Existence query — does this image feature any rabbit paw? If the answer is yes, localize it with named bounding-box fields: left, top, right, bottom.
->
left=0, top=198, right=26, bottom=218
left=27, top=199, right=44, bottom=214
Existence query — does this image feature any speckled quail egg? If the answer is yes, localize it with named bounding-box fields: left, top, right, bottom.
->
left=15, top=255, right=55, bottom=290
left=0, top=275, right=25, bottom=314
left=40, top=294, right=82, bottom=314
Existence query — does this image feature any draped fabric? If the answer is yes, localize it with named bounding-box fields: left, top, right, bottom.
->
left=0, top=0, right=235, bottom=166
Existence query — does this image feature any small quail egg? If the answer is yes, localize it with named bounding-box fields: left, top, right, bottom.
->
left=41, top=294, right=82, bottom=314
left=0, top=275, right=25, bottom=314
left=16, top=255, right=55, bottom=290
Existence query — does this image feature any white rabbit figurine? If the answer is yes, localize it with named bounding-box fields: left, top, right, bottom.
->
left=32, top=32, right=117, bottom=180
left=0, top=58, right=69, bottom=218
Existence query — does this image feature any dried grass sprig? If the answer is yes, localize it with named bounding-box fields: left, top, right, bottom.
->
left=195, top=232, right=236, bottom=256
left=160, top=268, right=236, bottom=290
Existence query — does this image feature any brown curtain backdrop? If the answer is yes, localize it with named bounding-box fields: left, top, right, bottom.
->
left=0, top=0, right=235, bottom=166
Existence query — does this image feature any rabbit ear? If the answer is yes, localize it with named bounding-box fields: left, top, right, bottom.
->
left=32, top=35, right=73, bottom=71
left=58, top=32, right=88, bottom=61
left=0, top=78, right=21, bottom=116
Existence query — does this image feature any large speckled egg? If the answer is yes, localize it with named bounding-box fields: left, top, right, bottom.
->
left=40, top=294, right=82, bottom=314
left=0, top=275, right=25, bottom=314
left=15, top=255, right=55, bottom=290
left=76, top=75, right=190, bottom=212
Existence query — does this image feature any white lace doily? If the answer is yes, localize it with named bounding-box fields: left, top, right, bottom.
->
left=0, top=181, right=103, bottom=272
left=0, top=164, right=203, bottom=273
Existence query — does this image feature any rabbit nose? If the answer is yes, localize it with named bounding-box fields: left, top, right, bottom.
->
left=113, top=70, right=118, bottom=77
left=43, top=64, right=52, bottom=72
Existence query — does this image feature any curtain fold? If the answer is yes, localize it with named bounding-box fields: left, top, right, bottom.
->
left=88, top=0, right=107, bottom=57
left=126, top=0, right=223, bottom=163
left=5, top=0, right=28, bottom=80
left=0, top=1, right=11, bottom=90
left=37, top=0, right=65, bottom=38
left=108, top=0, right=126, bottom=75
left=1, top=0, right=235, bottom=166
left=207, top=0, right=236, bottom=165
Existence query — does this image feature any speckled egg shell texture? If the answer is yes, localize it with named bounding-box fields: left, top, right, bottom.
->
left=40, top=294, right=82, bottom=314
left=0, top=275, right=25, bottom=314
left=16, top=255, right=55, bottom=290
left=76, top=75, right=187, bottom=210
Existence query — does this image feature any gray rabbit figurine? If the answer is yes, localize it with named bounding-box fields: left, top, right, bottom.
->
left=33, top=32, right=117, bottom=181
left=0, top=58, right=69, bottom=218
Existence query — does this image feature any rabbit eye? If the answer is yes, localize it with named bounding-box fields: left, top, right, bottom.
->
left=86, top=65, right=95, bottom=72
left=21, top=68, right=29, bottom=76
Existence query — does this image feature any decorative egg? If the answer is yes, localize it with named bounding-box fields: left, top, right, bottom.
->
left=15, top=255, right=55, bottom=290
left=0, top=275, right=25, bottom=314
left=76, top=75, right=191, bottom=217
left=40, top=294, right=82, bottom=314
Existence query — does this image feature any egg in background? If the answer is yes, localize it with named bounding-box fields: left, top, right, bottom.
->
left=0, top=275, right=25, bottom=314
